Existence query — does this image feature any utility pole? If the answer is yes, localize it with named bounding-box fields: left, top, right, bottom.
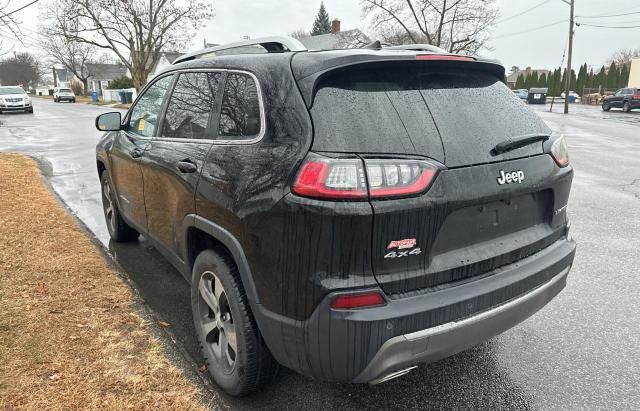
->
left=563, top=0, right=575, bottom=114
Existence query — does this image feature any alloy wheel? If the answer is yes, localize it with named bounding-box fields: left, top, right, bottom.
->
left=197, top=271, right=238, bottom=372
left=102, top=179, right=116, bottom=233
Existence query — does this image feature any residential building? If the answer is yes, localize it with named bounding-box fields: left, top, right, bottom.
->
left=297, top=19, right=370, bottom=50
left=87, top=63, right=128, bottom=94
left=506, top=67, right=551, bottom=89
left=628, top=58, right=640, bottom=88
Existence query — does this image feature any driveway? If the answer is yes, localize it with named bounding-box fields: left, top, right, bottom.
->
left=1, top=99, right=639, bottom=409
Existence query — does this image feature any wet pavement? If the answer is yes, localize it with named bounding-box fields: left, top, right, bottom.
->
left=1, top=99, right=639, bottom=409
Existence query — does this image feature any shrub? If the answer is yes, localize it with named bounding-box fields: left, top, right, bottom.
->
left=109, top=76, right=134, bottom=89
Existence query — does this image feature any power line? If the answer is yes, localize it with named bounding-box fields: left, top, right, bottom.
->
left=576, top=10, right=640, bottom=19
left=579, top=22, right=640, bottom=29
left=494, top=19, right=567, bottom=39
left=496, top=0, right=553, bottom=24
left=0, top=0, right=40, bottom=19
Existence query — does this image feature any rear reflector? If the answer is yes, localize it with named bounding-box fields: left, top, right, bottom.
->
left=330, top=292, right=385, bottom=309
left=292, top=159, right=367, bottom=200
left=416, top=54, right=474, bottom=61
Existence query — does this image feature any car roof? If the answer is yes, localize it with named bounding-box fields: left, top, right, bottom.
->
left=161, top=46, right=506, bottom=107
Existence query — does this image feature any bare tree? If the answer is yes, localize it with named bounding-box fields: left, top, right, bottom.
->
left=0, top=0, right=25, bottom=56
left=47, top=0, right=214, bottom=90
left=289, top=29, right=310, bottom=41
left=361, top=0, right=498, bottom=54
left=40, top=3, right=96, bottom=95
left=607, top=48, right=640, bottom=67
left=0, top=52, right=44, bottom=89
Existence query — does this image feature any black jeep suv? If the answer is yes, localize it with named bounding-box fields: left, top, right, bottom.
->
left=95, top=37, right=576, bottom=396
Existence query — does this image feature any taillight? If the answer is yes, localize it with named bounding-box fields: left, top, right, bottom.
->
left=365, top=159, right=438, bottom=199
left=292, top=158, right=367, bottom=200
left=293, top=156, right=440, bottom=200
left=633, top=94, right=640, bottom=99
left=550, top=135, right=570, bottom=167
left=330, top=291, right=385, bottom=309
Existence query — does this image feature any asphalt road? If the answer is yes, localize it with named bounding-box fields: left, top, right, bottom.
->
left=1, top=99, right=639, bottom=410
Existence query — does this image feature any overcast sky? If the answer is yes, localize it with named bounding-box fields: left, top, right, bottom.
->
left=4, top=0, right=640, bottom=71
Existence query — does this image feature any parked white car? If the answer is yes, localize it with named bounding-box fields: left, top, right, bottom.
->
left=53, top=87, right=76, bottom=103
left=0, top=86, right=33, bottom=114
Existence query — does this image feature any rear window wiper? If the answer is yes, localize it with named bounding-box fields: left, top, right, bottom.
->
left=491, top=134, right=550, bottom=156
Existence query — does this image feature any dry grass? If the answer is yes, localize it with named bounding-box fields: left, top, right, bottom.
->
left=0, top=154, right=209, bottom=410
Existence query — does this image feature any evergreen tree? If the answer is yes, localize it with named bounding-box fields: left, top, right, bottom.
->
left=311, top=2, right=332, bottom=36
left=619, top=64, right=629, bottom=88
left=539, top=73, right=547, bottom=89
left=576, top=64, right=587, bottom=96
left=595, top=65, right=606, bottom=90
left=606, top=62, right=618, bottom=89
left=515, top=73, right=525, bottom=89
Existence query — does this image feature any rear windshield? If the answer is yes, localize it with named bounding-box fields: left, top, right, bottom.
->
left=59, top=88, right=72, bottom=93
left=310, top=66, right=549, bottom=164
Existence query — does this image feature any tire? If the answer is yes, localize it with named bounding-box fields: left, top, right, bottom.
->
left=100, top=172, right=139, bottom=242
left=27, top=109, right=33, bottom=114
left=623, top=102, right=631, bottom=113
left=602, top=102, right=610, bottom=111
left=54, top=97, right=58, bottom=103
left=72, top=99, right=76, bottom=103
left=191, top=249, right=279, bottom=396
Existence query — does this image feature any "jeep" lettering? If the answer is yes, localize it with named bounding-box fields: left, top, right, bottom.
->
left=497, top=169, right=525, bottom=185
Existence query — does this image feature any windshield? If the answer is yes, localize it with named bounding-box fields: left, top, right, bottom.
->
left=0, top=87, right=25, bottom=95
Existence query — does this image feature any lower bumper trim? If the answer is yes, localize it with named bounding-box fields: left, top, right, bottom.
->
left=352, top=265, right=570, bottom=383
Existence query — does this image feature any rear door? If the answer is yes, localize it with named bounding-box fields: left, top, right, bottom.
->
left=110, top=75, right=174, bottom=231
left=141, top=71, right=222, bottom=258
left=310, top=63, right=568, bottom=295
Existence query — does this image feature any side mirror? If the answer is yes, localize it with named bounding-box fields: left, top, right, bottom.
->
left=95, top=112, right=122, bottom=131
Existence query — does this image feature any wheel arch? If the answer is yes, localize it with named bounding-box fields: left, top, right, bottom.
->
left=182, top=215, right=261, bottom=306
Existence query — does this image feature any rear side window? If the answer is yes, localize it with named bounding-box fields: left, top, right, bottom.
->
left=161, top=72, right=222, bottom=140
left=310, top=65, right=549, bottom=165
left=218, top=73, right=261, bottom=140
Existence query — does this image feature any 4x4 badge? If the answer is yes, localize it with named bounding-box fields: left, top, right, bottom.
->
left=497, top=169, right=525, bottom=185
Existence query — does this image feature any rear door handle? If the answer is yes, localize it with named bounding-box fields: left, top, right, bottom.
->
left=176, top=160, right=198, bottom=173
left=130, top=148, right=144, bottom=158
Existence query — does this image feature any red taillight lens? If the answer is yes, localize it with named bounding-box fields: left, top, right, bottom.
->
left=292, top=159, right=367, bottom=200
left=366, top=160, right=438, bottom=199
left=293, top=157, right=440, bottom=200
left=330, top=292, right=385, bottom=309
left=633, top=94, right=640, bottom=99
left=416, top=54, right=474, bottom=61
left=550, top=136, right=570, bottom=167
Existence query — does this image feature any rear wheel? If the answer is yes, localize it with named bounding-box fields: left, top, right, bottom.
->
left=623, top=102, right=631, bottom=112
left=191, top=249, right=279, bottom=396
left=100, top=172, right=139, bottom=242
left=602, top=102, right=610, bottom=111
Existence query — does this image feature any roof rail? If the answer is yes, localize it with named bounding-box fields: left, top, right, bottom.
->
left=386, top=44, right=448, bottom=54
left=173, top=36, right=308, bottom=65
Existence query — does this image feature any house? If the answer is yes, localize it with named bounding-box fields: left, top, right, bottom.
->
left=87, top=63, right=128, bottom=94
left=628, top=57, right=640, bottom=87
left=52, top=67, right=74, bottom=88
left=506, top=67, right=551, bottom=89
left=297, top=19, right=370, bottom=50
left=148, top=51, right=185, bottom=79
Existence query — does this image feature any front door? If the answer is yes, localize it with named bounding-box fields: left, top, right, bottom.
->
left=142, top=71, right=222, bottom=257
left=110, top=75, right=175, bottom=231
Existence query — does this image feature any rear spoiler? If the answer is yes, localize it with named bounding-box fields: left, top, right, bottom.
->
left=291, top=52, right=506, bottom=108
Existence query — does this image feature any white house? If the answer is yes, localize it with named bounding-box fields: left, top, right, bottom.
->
left=629, top=58, right=640, bottom=88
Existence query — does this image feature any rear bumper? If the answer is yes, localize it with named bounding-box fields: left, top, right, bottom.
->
left=256, top=236, right=575, bottom=383
left=354, top=264, right=569, bottom=383
left=57, top=96, right=75, bottom=101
